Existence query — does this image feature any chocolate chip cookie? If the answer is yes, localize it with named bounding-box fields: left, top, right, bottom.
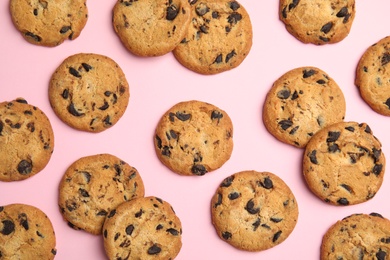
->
left=0, top=203, right=57, bottom=259
left=49, top=53, right=130, bottom=133
left=103, top=196, right=182, bottom=260
left=0, top=98, right=54, bottom=182
left=279, top=0, right=355, bottom=45
left=154, top=100, right=233, bottom=176
left=263, top=66, right=346, bottom=148
left=58, top=153, right=145, bottom=235
left=211, top=170, right=299, bottom=251
left=172, top=0, right=253, bottom=74
left=303, top=121, right=385, bottom=206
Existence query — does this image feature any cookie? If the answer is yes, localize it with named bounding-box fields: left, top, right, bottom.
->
left=211, top=170, right=299, bottom=252
left=262, top=66, right=346, bottom=148
left=154, top=100, right=233, bottom=176
left=355, top=36, right=390, bottom=116
left=321, top=213, right=390, bottom=259
left=172, top=0, right=253, bottom=75
left=112, top=0, right=191, bottom=57
left=103, top=196, right=182, bottom=260
left=49, top=53, right=130, bottom=133
left=0, top=98, right=54, bottom=182
left=0, top=203, right=57, bottom=259
left=9, top=0, right=88, bottom=47
left=303, top=121, right=385, bottom=206
left=58, top=153, right=145, bottom=235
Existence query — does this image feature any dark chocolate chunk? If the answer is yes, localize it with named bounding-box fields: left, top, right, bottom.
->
left=156, top=224, right=163, bottom=230
left=62, top=89, right=69, bottom=99
left=230, top=1, right=240, bottom=11
left=167, top=228, right=179, bottom=236
left=162, top=146, right=171, bottom=157
left=309, top=150, right=318, bottom=164
left=277, top=89, right=291, bottom=99
left=337, top=198, right=349, bottom=205
left=370, top=212, right=384, bottom=218
left=326, top=131, right=341, bottom=142
left=175, top=112, right=191, bottom=121
left=303, top=69, right=316, bottom=78
left=336, top=7, right=349, bottom=17
left=245, top=199, right=260, bottom=214
left=221, top=176, right=234, bottom=187
left=278, top=119, right=293, bottom=130
left=328, top=143, right=340, bottom=153
left=270, top=217, right=283, bottom=223
left=372, top=148, right=382, bottom=162
left=18, top=213, right=29, bottom=230
left=259, top=177, right=273, bottom=189
left=373, top=164, right=383, bottom=176
left=320, top=22, right=333, bottom=34
left=155, top=135, right=162, bottom=149
left=79, top=188, right=90, bottom=197
left=345, top=126, right=355, bottom=132
left=228, top=192, right=240, bottom=200
left=96, top=210, right=107, bottom=216
left=385, top=98, right=390, bottom=109
left=316, top=79, right=326, bottom=84
left=135, top=209, right=143, bottom=218
left=82, top=63, right=92, bottom=72
left=382, top=53, right=390, bottom=66
left=1, top=220, right=15, bottom=235
left=214, top=54, right=223, bottom=64
left=17, top=160, right=32, bottom=175
left=291, top=90, right=299, bottom=100
left=272, top=230, right=282, bottom=242
left=69, top=67, right=81, bottom=78
left=376, top=250, right=387, bottom=260
left=68, top=103, right=84, bottom=117
left=252, top=218, right=261, bottom=231
left=25, top=32, right=42, bottom=42
left=289, top=0, right=299, bottom=10
left=166, top=5, right=179, bottom=20
left=147, top=244, right=161, bottom=255
left=125, top=224, right=134, bottom=235
left=227, top=12, right=242, bottom=25
left=195, top=3, right=209, bottom=16
left=222, top=231, right=232, bottom=240
left=103, top=115, right=112, bottom=126
left=33, top=8, right=38, bottom=15
left=319, top=36, right=330, bottom=42
left=60, top=26, right=71, bottom=34
left=225, top=50, right=236, bottom=62
left=289, top=126, right=299, bottom=135
left=98, top=102, right=109, bottom=110
left=380, top=237, right=390, bottom=244
left=212, top=11, right=219, bottom=18
left=340, top=184, right=353, bottom=193
left=107, top=209, right=116, bottom=218
left=191, top=164, right=207, bottom=176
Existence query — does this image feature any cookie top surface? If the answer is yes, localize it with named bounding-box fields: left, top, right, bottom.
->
left=154, top=100, right=233, bottom=176
left=303, top=121, right=386, bottom=206
left=9, top=0, right=88, bottom=47
left=103, top=196, right=182, bottom=260
left=0, top=98, right=54, bottom=182
left=112, top=0, right=191, bottom=57
left=279, top=0, right=355, bottom=45
left=211, top=170, right=299, bottom=252
left=262, top=66, right=346, bottom=148
left=356, top=36, right=390, bottom=116
left=172, top=0, right=253, bottom=75
left=49, top=53, right=130, bottom=133
left=58, top=153, right=145, bottom=235
left=0, top=203, right=57, bottom=259
left=321, top=213, right=390, bottom=259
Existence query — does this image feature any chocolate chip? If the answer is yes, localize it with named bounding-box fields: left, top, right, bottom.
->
left=345, top=126, right=355, bottom=132
left=214, top=193, right=222, bottom=208
left=252, top=218, right=261, bottom=231
left=98, top=102, right=109, bottom=110
left=370, top=212, right=384, bottom=218
left=289, top=0, right=299, bottom=10
left=103, top=115, right=112, bottom=126
left=195, top=3, right=209, bottom=16
left=277, top=89, right=291, bottom=99
left=376, top=250, right=387, bottom=260
left=270, top=217, right=283, bottom=223
left=68, top=103, right=84, bottom=117
left=289, top=126, right=299, bottom=135
left=156, top=224, right=163, bottom=230
left=309, top=150, right=318, bottom=164
left=319, top=36, right=330, bottom=42
left=175, top=112, right=191, bottom=121
left=303, top=69, right=316, bottom=78
left=212, top=11, right=219, bottom=18
left=167, top=228, right=179, bottom=236
left=225, top=50, right=236, bottom=62
left=33, top=8, right=38, bottom=15
left=96, top=210, right=107, bottom=216
left=135, top=209, right=143, bottom=218
left=79, top=188, right=89, bottom=197
left=272, top=230, right=282, bottom=242
left=1, top=220, right=15, bottom=235
left=191, top=164, right=207, bottom=176
left=62, top=89, right=69, bottom=99
left=17, top=160, right=32, bottom=175
left=221, top=176, right=234, bottom=187
left=125, top=224, right=134, bottom=235
left=60, top=26, right=71, bottom=34
left=320, top=22, right=333, bottom=34
left=51, top=249, right=57, bottom=255
left=25, top=32, right=41, bottom=42
left=18, top=213, right=29, bottom=230
left=166, top=5, right=179, bottom=20
left=222, top=231, right=232, bottom=240
left=278, top=119, right=293, bottom=130
left=316, top=79, right=326, bottom=84
left=107, top=209, right=116, bottom=218
left=326, top=131, right=340, bottom=142
left=155, top=135, right=162, bottom=149
left=228, top=192, right=240, bottom=200
left=372, top=148, right=382, bottom=162
left=259, top=177, right=273, bottom=189
left=229, top=1, right=240, bottom=11
left=381, top=53, right=390, bottom=66
left=69, top=67, right=81, bottom=78
left=162, top=146, right=171, bottom=157
left=82, top=63, right=92, bottom=72
left=328, top=143, right=340, bottom=153
left=16, top=98, right=28, bottom=104
left=245, top=199, right=260, bottom=214
left=147, top=244, right=161, bottom=255
left=373, top=164, right=383, bottom=176
left=380, top=237, right=390, bottom=244
left=104, top=91, right=111, bottom=97
left=384, top=98, right=390, bottom=109
left=214, top=54, right=223, bottom=64
left=227, top=12, right=242, bottom=24
left=340, top=184, right=353, bottom=193
left=337, top=198, right=349, bottom=205
left=336, top=7, right=349, bottom=17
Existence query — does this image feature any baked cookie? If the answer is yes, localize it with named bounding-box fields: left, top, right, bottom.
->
left=321, top=213, right=390, bottom=259
left=211, top=170, right=299, bottom=251
left=356, top=36, right=390, bottom=116
left=0, top=203, right=57, bottom=259
left=263, top=66, right=346, bottom=148
left=0, top=98, right=54, bottom=182
left=103, top=196, right=182, bottom=260
left=154, top=100, right=233, bottom=176
left=303, top=121, right=385, bottom=206
left=279, top=0, right=355, bottom=45
left=58, top=153, right=145, bottom=235
left=9, top=0, right=88, bottom=47
left=49, top=53, right=130, bottom=133
left=172, top=0, right=253, bottom=75
left=112, top=0, right=191, bottom=57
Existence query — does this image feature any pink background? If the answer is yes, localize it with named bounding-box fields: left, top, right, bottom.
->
left=1, top=1, right=390, bottom=259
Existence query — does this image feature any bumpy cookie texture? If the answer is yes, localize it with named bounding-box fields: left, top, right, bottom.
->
left=58, top=153, right=145, bottom=235
left=0, top=204, right=57, bottom=259
left=112, top=0, right=191, bottom=57
left=103, top=196, right=182, bottom=260
left=356, top=36, right=390, bottom=116
left=172, top=0, right=253, bottom=75
left=0, top=98, right=54, bottom=182
left=49, top=53, right=130, bottom=133
left=321, top=213, right=390, bottom=259
left=263, top=66, right=346, bottom=148
left=9, top=0, right=88, bottom=47
left=303, top=121, right=385, bottom=206
left=279, top=0, right=355, bottom=45
left=154, top=100, right=233, bottom=176
left=211, top=171, right=299, bottom=252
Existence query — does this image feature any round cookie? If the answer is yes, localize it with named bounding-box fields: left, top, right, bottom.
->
left=303, top=121, right=386, bottom=206
left=279, top=0, right=355, bottom=45
left=263, top=66, right=346, bottom=148
left=103, top=196, right=182, bottom=260
left=49, top=53, right=130, bottom=133
left=154, top=100, right=233, bottom=176
left=112, top=0, right=191, bottom=57
left=9, top=0, right=88, bottom=47
left=211, top=170, right=299, bottom=252
left=0, top=98, right=54, bottom=182
left=0, top=203, right=57, bottom=259
left=355, top=36, right=390, bottom=116
left=321, top=213, right=390, bottom=259
left=58, top=153, right=145, bottom=235
left=172, top=0, right=253, bottom=75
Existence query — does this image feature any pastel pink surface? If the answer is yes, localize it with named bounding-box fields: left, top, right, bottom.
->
left=1, top=1, right=390, bottom=259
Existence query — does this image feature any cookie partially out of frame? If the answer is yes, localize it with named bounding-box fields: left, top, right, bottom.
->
left=263, top=66, right=346, bottom=148
left=9, top=0, right=88, bottom=47
left=356, top=36, right=390, bottom=116
left=103, top=196, right=182, bottom=260
left=58, top=153, right=145, bottom=235
left=172, top=0, right=253, bottom=75
left=49, top=53, right=130, bottom=133
left=154, top=100, right=233, bottom=176
left=321, top=213, right=390, bottom=259
left=211, top=170, right=299, bottom=252
left=0, top=98, right=54, bottom=182
left=303, top=121, right=385, bottom=206
left=0, top=203, right=57, bottom=259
